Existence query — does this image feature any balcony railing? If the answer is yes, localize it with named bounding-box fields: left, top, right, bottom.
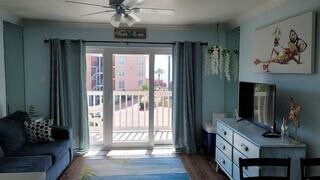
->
left=87, top=90, right=172, bottom=132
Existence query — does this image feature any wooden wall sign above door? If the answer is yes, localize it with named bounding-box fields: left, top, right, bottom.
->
left=114, top=27, right=147, bottom=39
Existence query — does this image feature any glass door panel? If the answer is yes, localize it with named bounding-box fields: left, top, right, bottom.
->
left=112, top=54, right=151, bottom=144
left=86, top=53, right=104, bottom=146
left=154, top=55, right=173, bottom=144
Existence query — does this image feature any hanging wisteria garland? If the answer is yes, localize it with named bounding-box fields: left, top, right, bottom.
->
left=204, top=45, right=239, bottom=82
left=232, top=49, right=239, bottom=81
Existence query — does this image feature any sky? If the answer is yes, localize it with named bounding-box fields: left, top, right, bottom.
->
left=152, top=55, right=172, bottom=84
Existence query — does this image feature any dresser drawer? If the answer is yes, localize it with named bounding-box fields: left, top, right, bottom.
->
left=233, top=148, right=246, bottom=166
left=233, top=163, right=241, bottom=180
left=216, top=135, right=232, bottom=159
left=233, top=163, right=249, bottom=180
left=234, top=133, right=259, bottom=158
left=233, top=149, right=259, bottom=177
left=217, top=122, right=233, bottom=143
left=216, top=148, right=232, bottom=177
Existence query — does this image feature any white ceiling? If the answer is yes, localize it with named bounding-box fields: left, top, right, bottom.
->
left=0, top=0, right=280, bottom=25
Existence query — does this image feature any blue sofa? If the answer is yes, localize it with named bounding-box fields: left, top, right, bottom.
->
left=0, top=111, right=73, bottom=180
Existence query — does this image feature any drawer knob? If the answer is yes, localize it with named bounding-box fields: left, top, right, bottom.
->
left=221, top=159, right=225, bottom=164
left=241, top=143, right=249, bottom=151
left=222, top=145, right=226, bottom=150
left=223, top=131, right=227, bottom=135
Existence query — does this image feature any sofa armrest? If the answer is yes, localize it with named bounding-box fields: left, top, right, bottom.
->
left=52, top=126, right=74, bottom=160
left=52, top=126, right=72, bottom=140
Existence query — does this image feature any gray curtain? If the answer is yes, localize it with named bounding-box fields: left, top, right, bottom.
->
left=49, top=39, right=89, bottom=154
left=172, top=42, right=203, bottom=153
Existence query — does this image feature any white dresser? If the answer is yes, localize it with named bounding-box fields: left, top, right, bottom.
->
left=215, top=118, right=306, bottom=180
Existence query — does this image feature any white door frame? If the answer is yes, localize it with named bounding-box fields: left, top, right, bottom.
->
left=91, top=46, right=172, bottom=149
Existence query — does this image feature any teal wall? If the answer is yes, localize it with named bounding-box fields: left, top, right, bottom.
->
left=4, top=21, right=25, bottom=113
left=239, top=0, right=320, bottom=157
left=23, top=20, right=226, bottom=122
left=224, top=28, right=240, bottom=117
left=0, top=12, right=22, bottom=117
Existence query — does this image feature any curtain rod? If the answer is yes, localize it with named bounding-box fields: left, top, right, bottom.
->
left=43, top=39, right=208, bottom=46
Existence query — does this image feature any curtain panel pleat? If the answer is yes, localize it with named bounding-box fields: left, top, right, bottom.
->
left=49, top=39, right=89, bottom=154
left=172, top=42, right=203, bottom=153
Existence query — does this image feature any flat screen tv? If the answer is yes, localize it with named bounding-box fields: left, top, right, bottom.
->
left=238, top=82, right=276, bottom=133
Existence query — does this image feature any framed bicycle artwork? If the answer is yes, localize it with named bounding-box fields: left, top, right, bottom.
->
left=252, top=11, right=316, bottom=74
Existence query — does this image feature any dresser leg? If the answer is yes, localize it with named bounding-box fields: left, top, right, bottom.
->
left=216, top=164, right=219, bottom=173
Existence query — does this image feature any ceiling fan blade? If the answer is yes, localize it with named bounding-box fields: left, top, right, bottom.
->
left=81, top=10, right=115, bottom=17
left=133, top=8, right=175, bottom=15
left=123, top=0, right=144, bottom=7
left=128, top=13, right=141, bottom=22
left=65, top=0, right=112, bottom=9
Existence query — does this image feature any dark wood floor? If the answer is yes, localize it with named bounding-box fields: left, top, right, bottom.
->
left=177, top=154, right=228, bottom=180
left=59, top=153, right=228, bottom=180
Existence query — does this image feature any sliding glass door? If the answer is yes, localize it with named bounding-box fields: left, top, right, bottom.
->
left=86, top=46, right=172, bottom=148
left=86, top=53, right=104, bottom=146
left=110, top=53, right=153, bottom=147
left=154, top=54, right=173, bottom=144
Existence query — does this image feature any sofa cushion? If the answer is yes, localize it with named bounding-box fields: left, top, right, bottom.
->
left=7, top=140, right=70, bottom=163
left=6, top=111, right=30, bottom=124
left=0, top=118, right=26, bottom=154
left=6, top=111, right=30, bottom=136
left=24, top=119, right=54, bottom=143
left=0, top=155, right=52, bottom=173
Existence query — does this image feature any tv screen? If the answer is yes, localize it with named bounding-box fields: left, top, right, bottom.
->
left=238, top=82, right=276, bottom=130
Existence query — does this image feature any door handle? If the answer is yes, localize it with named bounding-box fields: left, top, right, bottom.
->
left=221, top=159, right=225, bottom=164
left=241, top=143, right=249, bottom=151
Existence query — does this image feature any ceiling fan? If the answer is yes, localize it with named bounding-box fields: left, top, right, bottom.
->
left=65, top=0, right=175, bottom=27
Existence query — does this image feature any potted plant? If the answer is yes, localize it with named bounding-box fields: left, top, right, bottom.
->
left=139, top=84, right=149, bottom=111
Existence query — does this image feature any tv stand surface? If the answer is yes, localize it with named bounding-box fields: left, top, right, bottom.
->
left=215, top=118, right=306, bottom=180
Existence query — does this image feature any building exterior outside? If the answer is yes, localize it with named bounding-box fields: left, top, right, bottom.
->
left=86, top=53, right=148, bottom=92
left=113, top=54, right=148, bottom=91
left=86, top=53, right=103, bottom=91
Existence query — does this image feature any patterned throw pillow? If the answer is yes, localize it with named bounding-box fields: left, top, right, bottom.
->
left=24, top=119, right=54, bottom=143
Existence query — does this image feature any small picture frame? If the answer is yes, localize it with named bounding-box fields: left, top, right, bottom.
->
left=114, top=27, right=147, bottom=39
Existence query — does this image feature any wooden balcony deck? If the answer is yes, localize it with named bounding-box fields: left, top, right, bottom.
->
left=90, top=130, right=172, bottom=145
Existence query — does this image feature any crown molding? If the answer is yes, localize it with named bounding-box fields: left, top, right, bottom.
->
left=229, top=0, right=288, bottom=28
left=0, top=9, right=22, bottom=25
left=23, top=19, right=229, bottom=31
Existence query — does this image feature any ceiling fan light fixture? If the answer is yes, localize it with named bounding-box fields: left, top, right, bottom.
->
left=124, top=14, right=136, bottom=27
left=110, top=13, right=123, bottom=27
left=132, top=8, right=140, bottom=13
left=66, top=0, right=176, bottom=27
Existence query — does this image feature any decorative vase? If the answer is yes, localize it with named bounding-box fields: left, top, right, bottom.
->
left=280, top=117, right=289, bottom=144
left=287, top=97, right=302, bottom=145
left=293, top=126, right=299, bottom=144
left=233, top=106, right=239, bottom=120
left=289, top=126, right=300, bottom=145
